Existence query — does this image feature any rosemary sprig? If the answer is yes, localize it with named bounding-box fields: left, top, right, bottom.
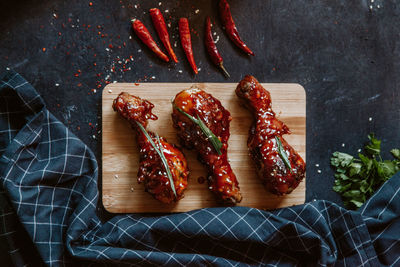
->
left=275, top=136, right=293, bottom=173
left=173, top=104, right=222, bottom=155
left=136, top=121, right=177, bottom=198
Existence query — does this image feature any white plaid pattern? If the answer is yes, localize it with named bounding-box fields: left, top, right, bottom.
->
left=1, top=70, right=399, bottom=266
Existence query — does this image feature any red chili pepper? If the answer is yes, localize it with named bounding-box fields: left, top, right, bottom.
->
left=205, top=17, right=230, bottom=78
left=179, top=18, right=198, bottom=74
left=149, top=8, right=178, bottom=63
left=131, top=19, right=169, bottom=62
left=219, top=0, right=254, bottom=56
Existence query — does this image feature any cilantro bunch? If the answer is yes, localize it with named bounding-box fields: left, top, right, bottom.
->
left=331, top=134, right=400, bottom=210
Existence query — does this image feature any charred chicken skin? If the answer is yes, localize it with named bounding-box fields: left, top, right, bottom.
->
left=172, top=87, right=242, bottom=204
left=236, top=75, right=306, bottom=195
left=113, top=92, right=188, bottom=203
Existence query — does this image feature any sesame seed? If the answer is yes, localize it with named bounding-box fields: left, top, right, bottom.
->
left=195, top=9, right=200, bottom=14
left=158, top=2, right=162, bottom=6
left=315, top=164, right=319, bottom=167
left=114, top=174, right=119, bottom=179
left=130, top=187, right=134, bottom=192
left=369, top=117, right=373, bottom=122
left=317, top=170, right=322, bottom=173
left=178, top=70, right=183, bottom=73
left=358, top=149, right=362, bottom=153
left=342, top=143, right=345, bottom=147
left=108, top=89, right=112, bottom=93
left=55, top=83, right=60, bottom=86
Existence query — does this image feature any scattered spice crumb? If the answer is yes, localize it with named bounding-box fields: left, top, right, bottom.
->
left=89, top=2, right=93, bottom=6
left=42, top=47, right=46, bottom=52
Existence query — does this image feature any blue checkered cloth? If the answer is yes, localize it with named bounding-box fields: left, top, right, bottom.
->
left=0, top=70, right=399, bottom=266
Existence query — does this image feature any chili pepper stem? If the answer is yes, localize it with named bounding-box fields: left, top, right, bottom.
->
left=219, top=62, right=230, bottom=78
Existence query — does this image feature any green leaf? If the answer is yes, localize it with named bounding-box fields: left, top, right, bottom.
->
left=331, top=134, right=399, bottom=210
left=331, top=152, right=354, bottom=167
left=390, top=149, right=400, bottom=160
left=173, top=104, right=222, bottom=155
left=349, top=199, right=364, bottom=208
left=365, top=134, right=381, bottom=156
left=348, top=162, right=362, bottom=177
left=275, top=136, right=293, bottom=173
left=136, top=122, right=177, bottom=198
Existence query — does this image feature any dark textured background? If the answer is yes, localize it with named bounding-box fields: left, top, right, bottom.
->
left=0, top=0, right=399, bottom=213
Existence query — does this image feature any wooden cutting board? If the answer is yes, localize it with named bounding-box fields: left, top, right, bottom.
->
left=102, top=83, right=306, bottom=213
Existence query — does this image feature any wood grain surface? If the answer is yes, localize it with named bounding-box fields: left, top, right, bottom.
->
left=102, top=83, right=306, bottom=213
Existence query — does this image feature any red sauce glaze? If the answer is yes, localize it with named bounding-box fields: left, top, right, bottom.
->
left=113, top=92, right=188, bottom=203
left=172, top=87, right=242, bottom=204
left=236, top=75, right=306, bottom=195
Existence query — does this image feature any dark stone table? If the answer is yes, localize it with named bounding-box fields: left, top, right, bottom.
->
left=1, top=0, right=399, bottom=213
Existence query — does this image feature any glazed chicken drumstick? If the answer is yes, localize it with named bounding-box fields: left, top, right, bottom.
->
left=113, top=92, right=189, bottom=203
left=236, top=75, right=306, bottom=195
left=172, top=87, right=242, bottom=204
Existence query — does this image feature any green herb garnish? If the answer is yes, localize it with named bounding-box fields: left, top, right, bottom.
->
left=331, top=134, right=400, bottom=210
left=136, top=122, right=177, bottom=197
left=173, top=104, right=222, bottom=155
left=275, top=136, right=293, bottom=173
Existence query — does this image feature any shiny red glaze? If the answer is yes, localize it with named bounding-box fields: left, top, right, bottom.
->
left=219, top=0, right=254, bottom=56
left=172, top=87, right=242, bottom=204
left=179, top=18, right=198, bottom=74
left=236, top=75, right=306, bottom=195
left=113, top=92, right=188, bottom=203
left=149, top=8, right=178, bottom=63
left=132, top=19, right=169, bottom=62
